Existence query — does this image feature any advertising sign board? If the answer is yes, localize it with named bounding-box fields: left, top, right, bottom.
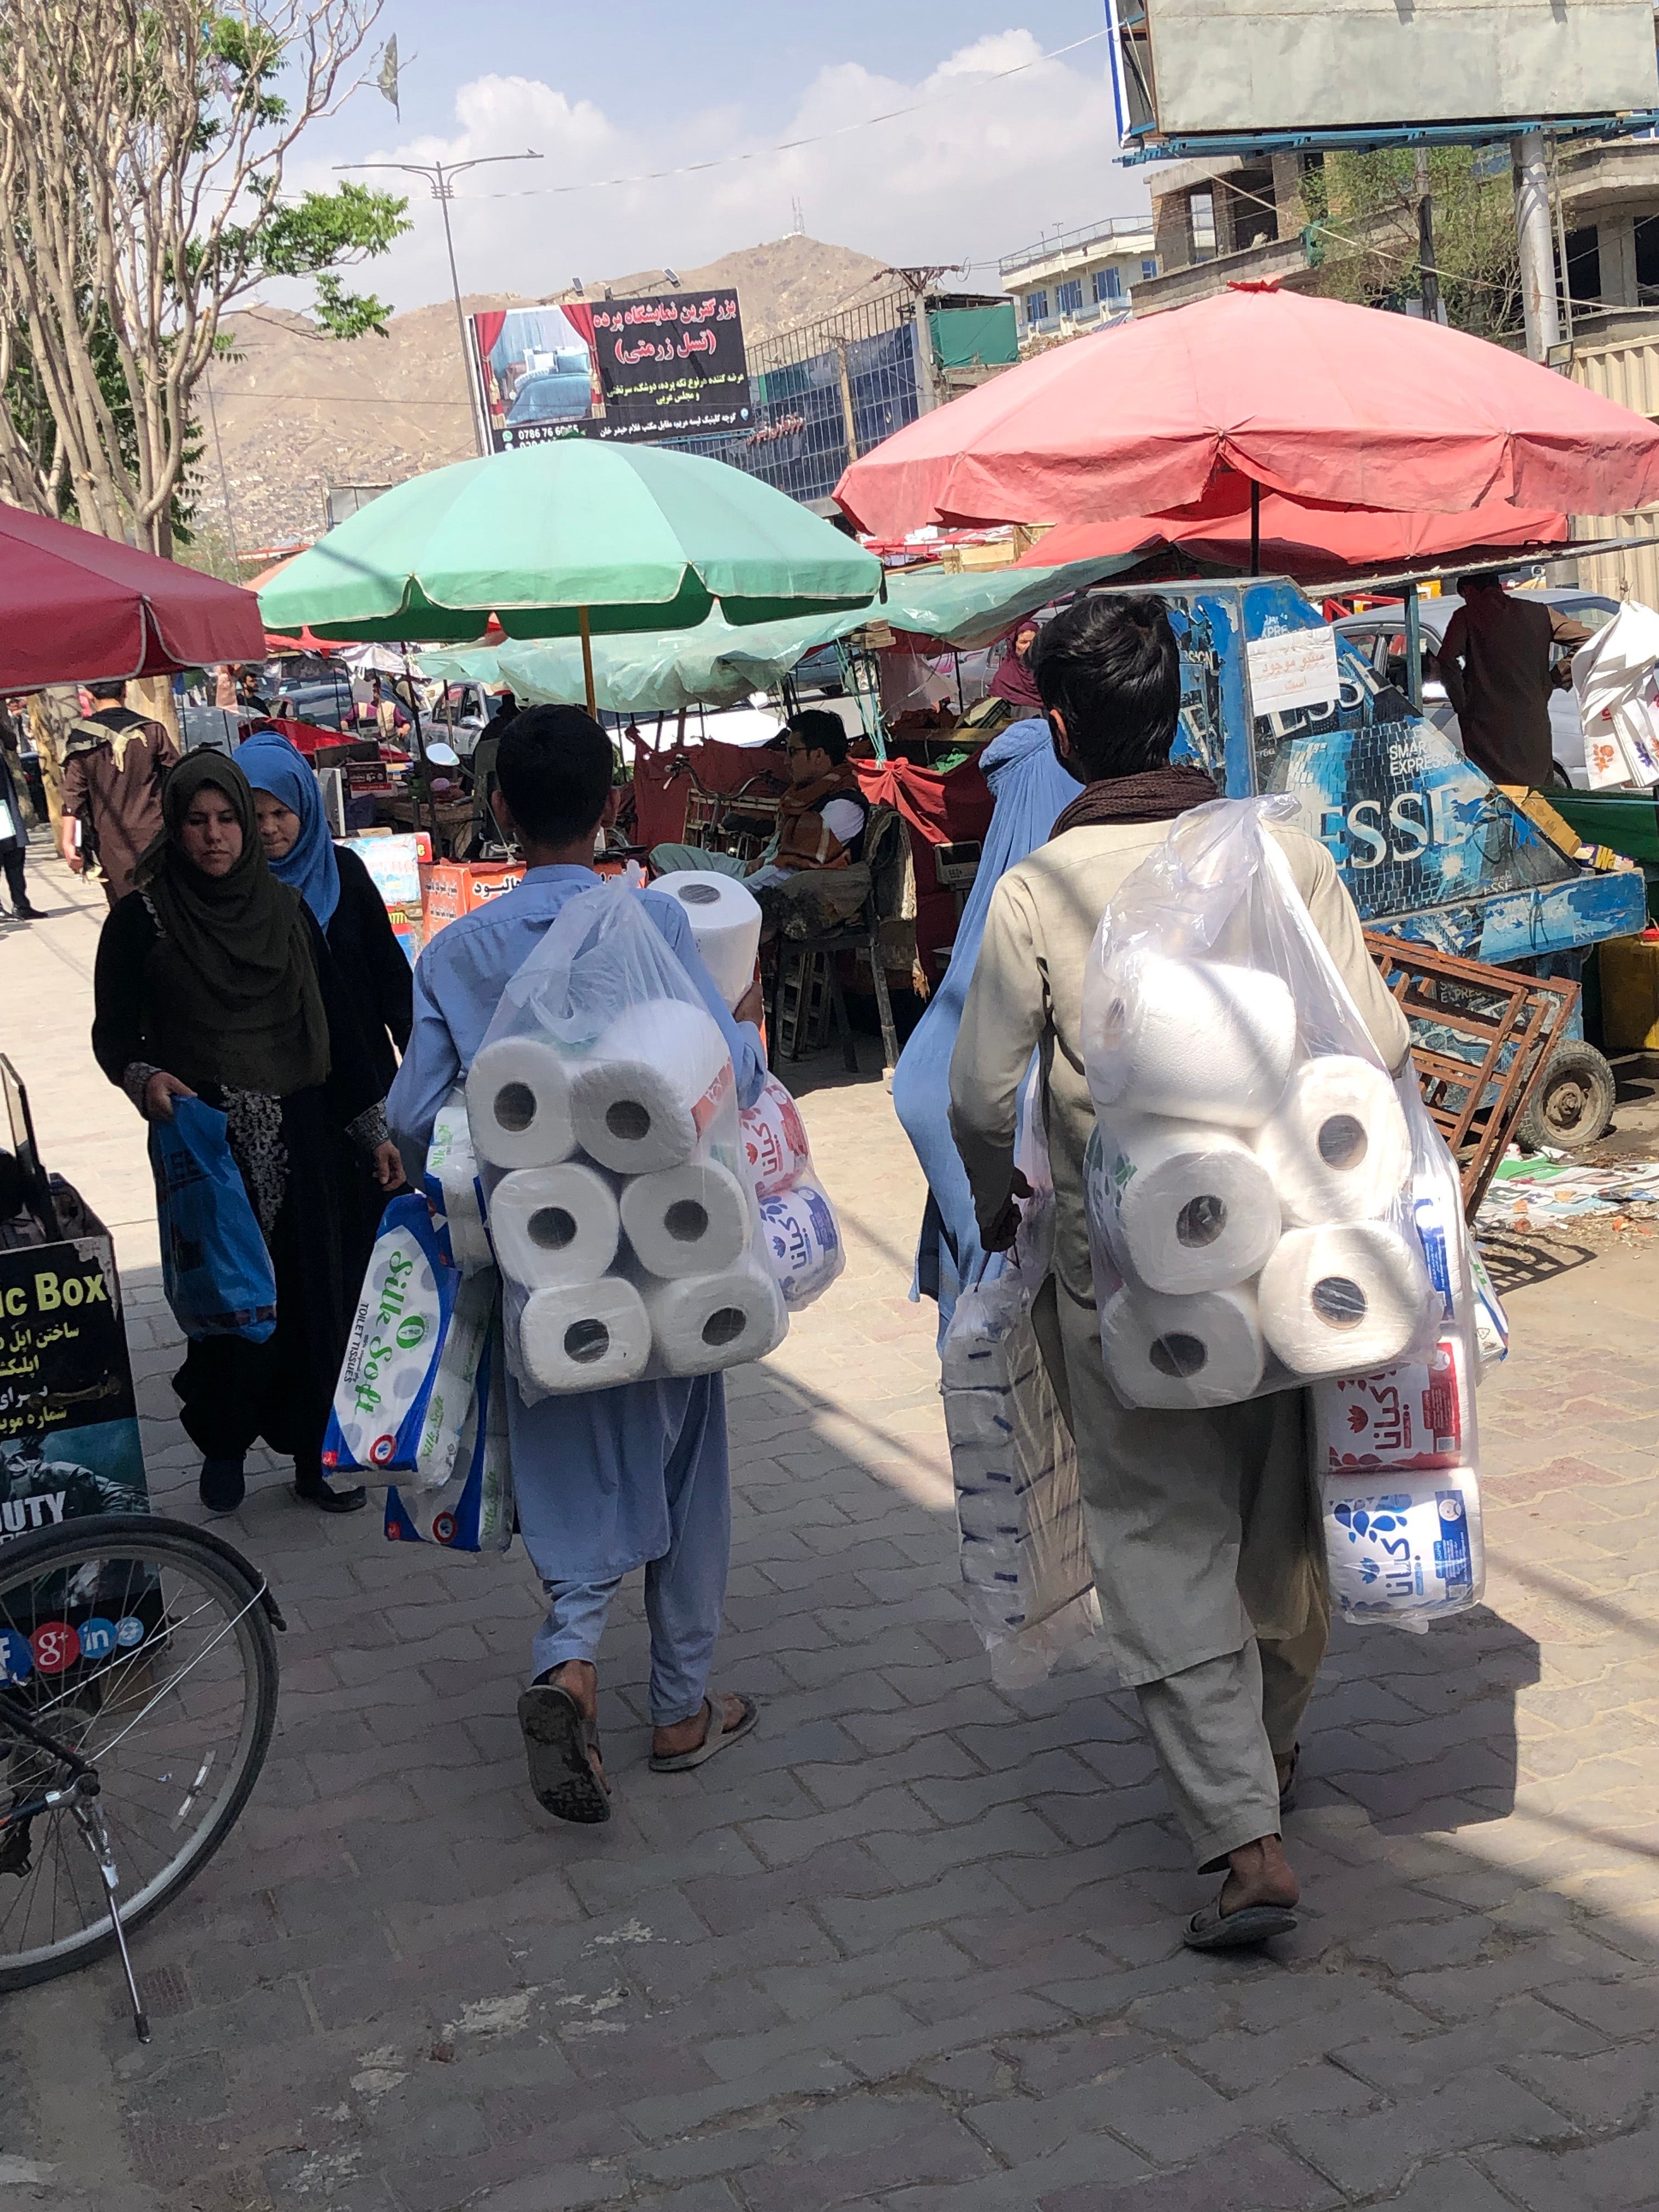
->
left=470, top=304, right=601, bottom=452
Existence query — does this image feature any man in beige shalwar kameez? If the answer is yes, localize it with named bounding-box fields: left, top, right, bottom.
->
left=950, top=595, right=1410, bottom=1947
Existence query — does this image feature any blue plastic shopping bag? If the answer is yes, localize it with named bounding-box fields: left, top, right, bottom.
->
left=149, top=1098, right=276, bottom=1342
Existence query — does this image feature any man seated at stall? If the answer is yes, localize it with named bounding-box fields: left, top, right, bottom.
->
left=650, top=709, right=867, bottom=895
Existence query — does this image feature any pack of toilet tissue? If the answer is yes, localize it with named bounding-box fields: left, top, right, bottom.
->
left=466, top=878, right=788, bottom=1398
left=941, top=1220, right=1097, bottom=1688
left=1081, top=797, right=1454, bottom=1412
left=324, top=1195, right=495, bottom=1487
left=737, top=1073, right=847, bottom=1313
left=385, top=1318, right=515, bottom=1553
left=423, top=1088, right=494, bottom=1276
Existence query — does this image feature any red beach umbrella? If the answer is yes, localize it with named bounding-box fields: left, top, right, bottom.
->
left=0, top=505, right=267, bottom=688
left=835, top=284, right=1659, bottom=539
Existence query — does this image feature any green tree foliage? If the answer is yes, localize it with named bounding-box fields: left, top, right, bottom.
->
left=1301, top=149, right=1522, bottom=344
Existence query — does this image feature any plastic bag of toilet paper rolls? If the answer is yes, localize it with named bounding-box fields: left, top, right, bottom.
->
left=1081, top=796, right=1448, bottom=1410
left=323, top=1195, right=493, bottom=1486
left=423, top=1087, right=495, bottom=1277
left=385, top=1321, right=514, bottom=1553
left=467, top=878, right=786, bottom=1398
left=940, top=1240, right=1097, bottom=1689
left=740, top=1074, right=847, bottom=1312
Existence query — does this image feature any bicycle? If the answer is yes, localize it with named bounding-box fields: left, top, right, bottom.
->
left=0, top=1513, right=283, bottom=2041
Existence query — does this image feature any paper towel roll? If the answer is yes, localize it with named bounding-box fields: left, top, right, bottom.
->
left=622, top=1160, right=751, bottom=1279
left=757, top=1181, right=845, bottom=1310
left=1322, top=1466, right=1483, bottom=1622
left=569, top=998, right=733, bottom=1175
left=652, top=872, right=763, bottom=1012
left=1254, top=1056, right=1410, bottom=1226
left=466, top=1036, right=579, bottom=1170
left=1101, top=1282, right=1266, bottom=1410
left=645, top=1264, right=785, bottom=1375
left=490, top=1163, right=620, bottom=1288
left=1082, top=953, right=1297, bottom=1127
left=1259, top=1221, right=1431, bottom=1379
left=1092, top=1113, right=1281, bottom=1293
left=741, top=1076, right=812, bottom=1197
left=516, top=1278, right=652, bottom=1393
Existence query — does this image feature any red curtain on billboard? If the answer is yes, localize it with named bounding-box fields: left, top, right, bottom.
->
left=472, top=311, right=508, bottom=360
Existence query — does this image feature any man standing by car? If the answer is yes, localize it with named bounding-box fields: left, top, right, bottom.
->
left=58, top=678, right=178, bottom=906
left=1436, top=573, right=1593, bottom=787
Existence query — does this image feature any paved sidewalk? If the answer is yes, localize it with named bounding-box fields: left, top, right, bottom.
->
left=7, top=852, right=1659, bottom=2212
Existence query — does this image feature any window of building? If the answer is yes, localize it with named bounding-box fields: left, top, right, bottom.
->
left=1142, top=258, right=1158, bottom=280
left=1564, top=226, right=1601, bottom=309
left=1189, top=191, right=1217, bottom=260
left=1095, top=268, right=1123, bottom=303
left=1056, top=278, right=1084, bottom=316
left=1024, top=289, right=1049, bottom=322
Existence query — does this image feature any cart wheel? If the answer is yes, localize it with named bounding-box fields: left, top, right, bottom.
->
left=1516, top=1040, right=1617, bottom=1152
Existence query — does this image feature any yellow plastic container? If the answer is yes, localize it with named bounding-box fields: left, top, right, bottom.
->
left=1598, top=935, right=1659, bottom=1050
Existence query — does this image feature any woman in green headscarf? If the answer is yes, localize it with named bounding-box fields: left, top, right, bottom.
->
left=92, top=753, right=404, bottom=1515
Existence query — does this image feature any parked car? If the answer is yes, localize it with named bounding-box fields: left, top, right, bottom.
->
left=505, top=352, right=594, bottom=426
left=1336, top=588, right=1620, bottom=787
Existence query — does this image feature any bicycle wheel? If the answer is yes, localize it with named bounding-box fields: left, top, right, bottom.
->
left=0, top=1514, right=280, bottom=1991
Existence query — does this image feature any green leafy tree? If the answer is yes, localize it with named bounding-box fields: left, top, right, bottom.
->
left=0, top=0, right=408, bottom=554
left=1301, top=149, right=1522, bottom=344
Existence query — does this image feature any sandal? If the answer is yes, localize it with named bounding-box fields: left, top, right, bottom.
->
left=1183, top=1897, right=1299, bottom=1951
left=517, top=1682, right=612, bottom=1824
left=648, top=1693, right=759, bottom=1774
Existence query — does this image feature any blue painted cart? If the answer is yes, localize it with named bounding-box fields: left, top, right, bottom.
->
left=1150, top=578, right=1645, bottom=1144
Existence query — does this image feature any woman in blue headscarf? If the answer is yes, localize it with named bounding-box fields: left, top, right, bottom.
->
left=239, top=729, right=414, bottom=1273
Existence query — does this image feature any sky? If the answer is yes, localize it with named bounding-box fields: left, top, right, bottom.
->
left=271, top=1, right=1153, bottom=319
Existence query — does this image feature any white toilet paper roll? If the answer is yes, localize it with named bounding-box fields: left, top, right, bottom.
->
left=644, top=1264, right=785, bottom=1375
left=757, top=1180, right=845, bottom=1310
left=621, top=1160, right=751, bottom=1279
left=1082, top=952, right=1297, bottom=1127
left=569, top=998, right=733, bottom=1175
left=1254, top=1056, right=1411, bottom=1226
left=1259, top=1221, right=1431, bottom=1379
left=516, top=1278, right=652, bottom=1393
left=1092, top=1113, right=1282, bottom=1293
left=741, top=1076, right=812, bottom=1197
left=1322, top=1466, right=1483, bottom=1623
left=652, top=872, right=763, bottom=1012
left=425, top=1091, right=494, bottom=1274
left=1100, top=1282, right=1266, bottom=1410
left=466, top=1036, right=579, bottom=1170
left=490, top=1163, right=620, bottom=1289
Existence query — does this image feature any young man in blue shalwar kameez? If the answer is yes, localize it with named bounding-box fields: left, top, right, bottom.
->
left=388, top=708, right=767, bottom=1823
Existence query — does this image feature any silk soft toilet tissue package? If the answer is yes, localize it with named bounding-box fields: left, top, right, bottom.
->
left=424, top=1087, right=494, bottom=1276
left=466, top=879, right=788, bottom=1398
left=1080, top=798, right=1453, bottom=1412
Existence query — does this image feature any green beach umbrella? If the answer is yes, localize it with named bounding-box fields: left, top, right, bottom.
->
left=258, top=441, right=882, bottom=712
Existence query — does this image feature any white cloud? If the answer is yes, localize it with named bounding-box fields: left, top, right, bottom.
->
left=279, top=27, right=1148, bottom=317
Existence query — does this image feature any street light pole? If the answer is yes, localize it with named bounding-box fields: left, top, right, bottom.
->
left=336, top=151, right=542, bottom=454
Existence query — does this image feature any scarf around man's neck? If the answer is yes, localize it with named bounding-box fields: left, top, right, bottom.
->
left=1051, top=762, right=1218, bottom=838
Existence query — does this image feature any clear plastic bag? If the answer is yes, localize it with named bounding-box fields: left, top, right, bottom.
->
left=466, top=879, right=786, bottom=1401
left=385, top=1319, right=515, bottom=1553
left=940, top=1180, right=1097, bottom=1688
left=744, top=1074, right=847, bottom=1313
left=1081, top=798, right=1440, bottom=1410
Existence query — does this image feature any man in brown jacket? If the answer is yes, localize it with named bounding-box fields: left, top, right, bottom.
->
left=950, top=595, right=1410, bottom=1950
left=1436, top=574, right=1593, bottom=788
left=58, top=678, right=179, bottom=905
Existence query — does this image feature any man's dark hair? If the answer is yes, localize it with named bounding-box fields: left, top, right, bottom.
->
left=496, top=706, right=613, bottom=844
left=1457, top=572, right=1503, bottom=595
left=84, top=678, right=127, bottom=701
left=788, top=709, right=849, bottom=766
left=1032, top=593, right=1181, bottom=779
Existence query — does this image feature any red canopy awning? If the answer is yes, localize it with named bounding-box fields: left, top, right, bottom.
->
left=0, top=506, right=267, bottom=689
left=836, top=284, right=1659, bottom=539
left=1018, top=486, right=1571, bottom=583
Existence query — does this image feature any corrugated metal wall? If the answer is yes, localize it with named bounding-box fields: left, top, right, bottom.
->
left=1571, top=329, right=1659, bottom=610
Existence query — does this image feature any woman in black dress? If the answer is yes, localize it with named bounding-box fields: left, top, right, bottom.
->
left=240, top=729, right=414, bottom=1280
left=92, top=753, right=403, bottom=1515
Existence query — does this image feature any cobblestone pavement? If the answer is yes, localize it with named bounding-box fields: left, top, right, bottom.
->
left=8, top=854, right=1659, bottom=2212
